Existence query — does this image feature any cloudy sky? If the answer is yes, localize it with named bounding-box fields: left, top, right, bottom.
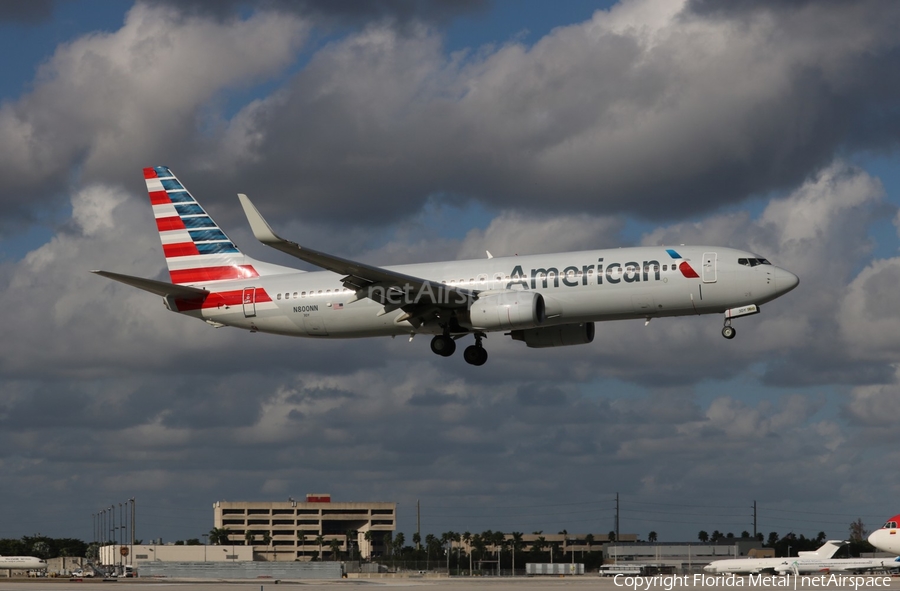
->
left=2, top=0, right=900, bottom=546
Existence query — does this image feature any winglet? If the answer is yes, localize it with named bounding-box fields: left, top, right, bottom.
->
left=238, top=193, right=282, bottom=244
left=486, top=250, right=493, bottom=259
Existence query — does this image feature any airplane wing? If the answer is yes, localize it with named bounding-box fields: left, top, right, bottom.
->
left=238, top=194, right=475, bottom=323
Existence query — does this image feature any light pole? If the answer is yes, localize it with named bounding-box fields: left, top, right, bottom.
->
left=202, top=534, right=208, bottom=562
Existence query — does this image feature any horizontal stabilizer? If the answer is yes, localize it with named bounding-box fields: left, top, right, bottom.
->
left=91, top=270, right=208, bottom=300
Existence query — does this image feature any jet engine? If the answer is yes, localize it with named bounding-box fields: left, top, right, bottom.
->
left=468, top=291, right=545, bottom=330
left=510, top=322, right=595, bottom=348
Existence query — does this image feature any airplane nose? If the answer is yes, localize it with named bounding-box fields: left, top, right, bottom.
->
left=868, top=530, right=880, bottom=546
left=703, top=565, right=714, bottom=572
left=774, top=267, right=799, bottom=294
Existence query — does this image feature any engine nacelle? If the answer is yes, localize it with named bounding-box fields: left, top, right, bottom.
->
left=468, top=291, right=545, bottom=330
left=510, top=322, right=595, bottom=348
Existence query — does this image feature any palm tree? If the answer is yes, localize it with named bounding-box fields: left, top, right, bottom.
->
left=585, top=533, right=595, bottom=557
left=425, top=534, right=435, bottom=569
left=315, top=535, right=325, bottom=561
left=329, top=538, right=342, bottom=561
left=462, top=532, right=472, bottom=576
left=297, top=533, right=306, bottom=560
left=363, top=531, right=374, bottom=559
left=346, top=530, right=358, bottom=561
left=648, top=531, right=658, bottom=543
left=510, top=531, right=522, bottom=576
left=209, top=527, right=230, bottom=546
left=244, top=531, right=255, bottom=547
left=261, top=531, right=272, bottom=562
left=392, top=532, right=405, bottom=560
left=698, top=530, right=709, bottom=543
left=491, top=531, right=504, bottom=575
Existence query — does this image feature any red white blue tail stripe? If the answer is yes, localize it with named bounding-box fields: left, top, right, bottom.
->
left=144, top=166, right=259, bottom=285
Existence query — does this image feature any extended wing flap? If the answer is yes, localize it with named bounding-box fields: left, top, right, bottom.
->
left=237, top=193, right=473, bottom=310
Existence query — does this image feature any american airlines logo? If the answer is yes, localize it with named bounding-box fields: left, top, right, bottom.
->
left=506, top=258, right=672, bottom=290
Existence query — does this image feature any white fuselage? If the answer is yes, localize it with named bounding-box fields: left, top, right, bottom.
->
left=774, top=558, right=899, bottom=574
left=179, top=246, right=797, bottom=338
left=0, top=556, right=47, bottom=570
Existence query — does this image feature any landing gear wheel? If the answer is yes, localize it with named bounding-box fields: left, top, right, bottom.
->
left=722, top=325, right=736, bottom=339
left=430, top=335, right=457, bottom=357
left=463, top=345, right=488, bottom=366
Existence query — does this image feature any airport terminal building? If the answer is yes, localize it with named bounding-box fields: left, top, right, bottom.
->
left=213, top=494, right=396, bottom=561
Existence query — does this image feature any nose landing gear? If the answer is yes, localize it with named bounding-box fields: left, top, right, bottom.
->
left=721, top=323, right=736, bottom=339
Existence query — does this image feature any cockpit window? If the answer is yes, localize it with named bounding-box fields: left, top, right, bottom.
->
left=738, top=257, right=773, bottom=267
left=886, top=521, right=897, bottom=529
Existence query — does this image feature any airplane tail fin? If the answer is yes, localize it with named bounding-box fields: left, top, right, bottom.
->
left=144, top=166, right=263, bottom=286
left=798, top=540, right=847, bottom=559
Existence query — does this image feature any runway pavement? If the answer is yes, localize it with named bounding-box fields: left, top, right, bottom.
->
left=1, top=574, right=900, bottom=591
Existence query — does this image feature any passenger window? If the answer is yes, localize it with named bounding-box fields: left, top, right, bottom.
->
left=301, top=291, right=306, bottom=297
left=277, top=294, right=282, bottom=300
left=317, top=290, right=322, bottom=294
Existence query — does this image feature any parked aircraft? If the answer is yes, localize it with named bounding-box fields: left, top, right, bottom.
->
left=774, top=556, right=899, bottom=575
left=868, top=515, right=900, bottom=554
left=703, top=541, right=846, bottom=574
left=93, top=167, right=799, bottom=365
left=0, top=556, right=48, bottom=570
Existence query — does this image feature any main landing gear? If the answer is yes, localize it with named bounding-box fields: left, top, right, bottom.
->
left=430, top=332, right=488, bottom=366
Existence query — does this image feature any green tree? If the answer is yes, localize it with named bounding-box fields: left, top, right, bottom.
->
left=698, top=530, right=709, bottom=543
left=363, top=531, right=373, bottom=559
left=329, top=538, right=342, bottom=560
left=261, top=532, right=272, bottom=561
left=315, top=535, right=325, bottom=560
left=510, top=532, right=523, bottom=574
left=648, top=531, right=658, bottom=543
left=31, top=541, right=50, bottom=559
left=850, top=518, right=867, bottom=542
left=392, top=532, right=405, bottom=559
left=608, top=530, right=617, bottom=542
left=209, top=527, right=230, bottom=546
left=425, top=534, right=435, bottom=569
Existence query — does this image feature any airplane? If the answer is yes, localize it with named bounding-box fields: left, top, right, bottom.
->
left=868, top=514, right=900, bottom=555
left=0, top=555, right=48, bottom=570
left=703, top=540, right=847, bottom=574
left=92, top=167, right=800, bottom=366
left=773, top=556, right=899, bottom=575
